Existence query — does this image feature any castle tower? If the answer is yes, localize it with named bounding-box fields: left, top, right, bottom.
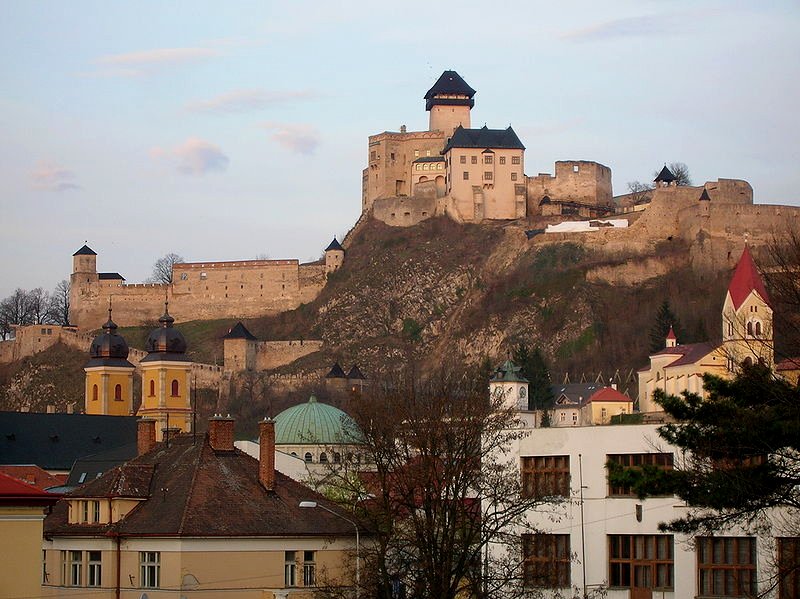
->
left=324, top=237, right=345, bottom=274
left=490, top=359, right=529, bottom=411
left=425, top=70, right=475, bottom=137
left=222, top=321, right=257, bottom=372
left=654, top=165, right=677, bottom=188
left=721, top=246, right=773, bottom=370
left=138, top=303, right=193, bottom=440
left=84, top=306, right=135, bottom=416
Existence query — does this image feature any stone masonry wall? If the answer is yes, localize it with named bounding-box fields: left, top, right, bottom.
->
left=527, top=161, right=612, bottom=212
left=254, top=340, right=324, bottom=371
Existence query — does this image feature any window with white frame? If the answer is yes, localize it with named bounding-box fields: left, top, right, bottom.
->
left=88, top=551, right=102, bottom=587
left=140, top=551, right=160, bottom=588
left=285, top=551, right=297, bottom=587
left=303, top=550, right=316, bottom=586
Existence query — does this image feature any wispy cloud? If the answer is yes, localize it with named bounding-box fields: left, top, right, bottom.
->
left=187, top=89, right=319, bottom=114
left=560, top=14, right=677, bottom=42
left=83, top=47, right=220, bottom=77
left=150, top=138, right=230, bottom=175
left=262, top=122, right=321, bottom=155
left=30, top=161, right=80, bottom=192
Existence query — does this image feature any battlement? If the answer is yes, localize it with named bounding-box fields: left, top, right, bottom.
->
left=175, top=259, right=299, bottom=269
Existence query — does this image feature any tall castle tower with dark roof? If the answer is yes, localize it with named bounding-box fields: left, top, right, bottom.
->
left=425, top=70, right=475, bottom=136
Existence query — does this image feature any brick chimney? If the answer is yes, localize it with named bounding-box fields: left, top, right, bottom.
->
left=259, top=418, right=276, bottom=491
left=137, top=418, right=157, bottom=456
left=208, top=414, right=235, bottom=451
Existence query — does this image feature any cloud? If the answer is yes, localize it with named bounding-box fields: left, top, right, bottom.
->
left=150, top=138, right=230, bottom=175
left=560, top=15, right=677, bottom=42
left=30, top=162, right=80, bottom=192
left=262, top=122, right=321, bottom=155
left=187, top=89, right=319, bottom=114
left=85, top=47, right=220, bottom=77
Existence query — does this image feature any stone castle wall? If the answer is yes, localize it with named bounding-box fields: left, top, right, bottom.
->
left=71, top=257, right=328, bottom=330
left=222, top=337, right=323, bottom=373
left=527, top=161, right=613, bottom=210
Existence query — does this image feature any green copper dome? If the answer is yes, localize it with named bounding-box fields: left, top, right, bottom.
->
left=274, top=396, right=362, bottom=445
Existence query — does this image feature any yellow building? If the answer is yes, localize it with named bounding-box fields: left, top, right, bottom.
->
left=42, top=417, right=359, bottom=598
left=84, top=307, right=135, bottom=416
left=638, top=246, right=774, bottom=412
left=137, top=303, right=193, bottom=439
left=0, top=472, right=60, bottom=599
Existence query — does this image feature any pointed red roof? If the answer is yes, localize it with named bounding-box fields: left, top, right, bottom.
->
left=0, top=471, right=61, bottom=506
left=728, top=246, right=770, bottom=310
left=666, top=326, right=676, bottom=341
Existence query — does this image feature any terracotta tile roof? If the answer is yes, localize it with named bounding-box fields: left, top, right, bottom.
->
left=46, top=434, right=358, bottom=538
left=666, top=326, right=676, bottom=341
left=0, top=471, right=61, bottom=506
left=776, top=357, right=800, bottom=371
left=0, top=466, right=65, bottom=490
left=663, top=342, right=718, bottom=368
left=727, top=245, right=771, bottom=310
left=585, top=387, right=634, bottom=404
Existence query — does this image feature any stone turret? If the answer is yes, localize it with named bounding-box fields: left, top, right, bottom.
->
left=324, top=237, right=345, bottom=274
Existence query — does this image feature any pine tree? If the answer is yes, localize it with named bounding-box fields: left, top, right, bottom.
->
left=512, top=343, right=554, bottom=411
left=648, top=299, right=682, bottom=354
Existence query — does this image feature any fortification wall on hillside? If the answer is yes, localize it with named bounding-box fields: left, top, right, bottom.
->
left=373, top=195, right=437, bottom=227
left=255, top=340, right=324, bottom=371
left=0, top=325, right=92, bottom=364
left=527, top=161, right=613, bottom=210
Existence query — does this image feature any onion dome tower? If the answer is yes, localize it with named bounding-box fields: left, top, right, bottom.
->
left=137, top=302, right=193, bottom=440
left=84, top=305, right=135, bottom=416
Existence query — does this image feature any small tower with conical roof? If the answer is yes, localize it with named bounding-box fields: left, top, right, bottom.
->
left=425, top=70, right=476, bottom=136
left=324, top=237, right=345, bottom=274
left=654, top=165, right=677, bottom=188
left=665, top=326, right=677, bottom=348
left=137, top=302, right=193, bottom=440
left=84, top=305, right=135, bottom=416
left=489, top=359, right=529, bottom=411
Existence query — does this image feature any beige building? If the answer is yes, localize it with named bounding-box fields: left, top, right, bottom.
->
left=638, top=246, right=774, bottom=412
left=42, top=417, right=360, bottom=598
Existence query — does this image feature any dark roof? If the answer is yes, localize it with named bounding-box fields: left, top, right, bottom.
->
left=648, top=342, right=719, bottom=368
left=98, top=272, right=125, bottom=280
left=0, top=412, right=138, bottom=471
left=73, top=245, right=96, bottom=256
left=87, top=309, right=133, bottom=367
left=223, top=322, right=257, bottom=341
left=65, top=443, right=138, bottom=488
left=550, top=383, right=602, bottom=406
left=347, top=365, right=366, bottom=380
left=490, top=360, right=528, bottom=383
left=46, top=434, right=360, bottom=538
left=142, top=304, right=189, bottom=361
left=698, top=189, right=711, bottom=201
left=412, top=156, right=446, bottom=163
left=326, top=362, right=347, bottom=379
left=654, top=165, right=676, bottom=183
left=325, top=237, right=344, bottom=252
left=424, top=70, right=476, bottom=100
left=442, top=125, right=525, bottom=153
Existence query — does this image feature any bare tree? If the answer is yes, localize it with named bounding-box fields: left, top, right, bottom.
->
left=148, top=253, right=185, bottom=284
left=766, top=229, right=800, bottom=361
left=27, top=287, right=52, bottom=324
left=653, top=162, right=692, bottom=186
left=48, top=279, right=70, bottom=326
left=0, top=288, right=34, bottom=338
left=626, top=181, right=654, bottom=205
left=320, top=364, right=559, bottom=599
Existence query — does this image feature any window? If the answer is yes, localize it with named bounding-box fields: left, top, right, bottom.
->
left=92, top=384, right=98, bottom=401
left=303, top=551, right=316, bottom=586
left=471, top=156, right=477, bottom=164
left=69, top=550, right=82, bottom=586
left=114, top=384, right=122, bottom=401
left=171, top=379, right=179, bottom=397
left=149, top=380, right=155, bottom=397
left=728, top=321, right=734, bottom=336
left=460, top=155, right=466, bottom=164
left=82, top=500, right=89, bottom=522
left=609, top=535, right=673, bottom=590
left=319, top=452, right=328, bottom=463
left=414, top=150, right=420, bottom=157
left=463, top=172, right=469, bottom=180
left=93, top=500, right=100, bottom=523
left=484, top=155, right=493, bottom=164
left=779, top=537, right=800, bottom=599
left=747, top=322, right=753, bottom=336
left=499, top=156, right=506, bottom=165
left=140, top=551, right=160, bottom=588
left=484, top=172, right=493, bottom=181
left=697, top=537, right=756, bottom=597
left=573, top=165, right=580, bottom=173
left=511, top=172, right=518, bottom=181
left=304, top=452, right=313, bottom=463
left=522, top=534, right=570, bottom=588
left=426, top=149, right=431, bottom=156
left=42, top=550, right=47, bottom=584
left=88, top=551, right=101, bottom=587
left=755, top=321, right=762, bottom=336
left=521, top=456, right=570, bottom=498
left=607, top=453, right=673, bottom=496
left=390, top=152, right=395, bottom=161
left=285, top=551, right=297, bottom=587
left=512, top=156, right=521, bottom=165
left=370, top=150, right=376, bottom=161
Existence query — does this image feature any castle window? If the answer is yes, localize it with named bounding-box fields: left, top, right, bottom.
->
left=114, top=384, right=122, bottom=401
left=499, top=156, right=506, bottom=165
left=484, top=172, right=493, bottom=181
left=414, top=150, right=419, bottom=157
left=319, top=452, right=328, bottom=463
left=92, top=385, right=98, bottom=401
left=200, top=272, right=207, bottom=279
left=511, top=172, right=518, bottom=181
left=426, top=150, right=431, bottom=156
left=304, top=452, right=313, bottom=463
left=180, top=272, right=188, bottom=280
left=727, top=357, right=735, bottom=371
left=149, top=380, right=155, bottom=397
left=460, top=155, right=466, bottom=164
left=333, top=452, right=341, bottom=463
left=171, top=380, right=179, bottom=397
left=471, top=156, right=477, bottom=164
left=512, top=156, right=521, bottom=165
left=390, top=152, right=395, bottom=161
left=484, top=155, right=493, bottom=164
left=463, top=172, right=469, bottom=180
left=755, top=322, right=762, bottom=337
left=573, top=165, right=579, bottom=173
left=370, top=150, right=376, bottom=161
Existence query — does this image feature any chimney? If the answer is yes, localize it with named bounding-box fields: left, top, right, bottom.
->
left=137, top=418, right=157, bottom=456
left=208, top=414, right=235, bottom=451
left=259, top=418, right=276, bottom=491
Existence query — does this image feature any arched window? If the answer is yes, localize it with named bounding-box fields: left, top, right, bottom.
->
left=171, top=380, right=179, bottom=397
left=149, top=380, right=155, bottom=397
left=319, top=452, right=328, bottom=464
left=304, top=452, right=313, bottom=463
left=333, top=452, right=341, bottom=463
left=290, top=452, right=297, bottom=457
left=755, top=322, right=762, bottom=337
left=747, top=321, right=753, bottom=336
left=92, top=384, right=98, bottom=401
left=114, top=384, right=122, bottom=401
left=742, top=357, right=753, bottom=368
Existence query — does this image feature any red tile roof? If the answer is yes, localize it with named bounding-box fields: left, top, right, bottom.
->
left=586, top=388, right=634, bottom=404
left=0, top=471, right=61, bottom=506
left=664, top=342, right=718, bottom=367
left=776, top=357, right=800, bottom=371
left=0, top=466, right=65, bottom=490
left=666, top=326, right=676, bottom=341
left=728, top=246, right=771, bottom=310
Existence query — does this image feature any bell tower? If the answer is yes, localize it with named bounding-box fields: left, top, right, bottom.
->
left=425, top=70, right=475, bottom=137
left=489, top=360, right=529, bottom=411
left=84, top=305, right=135, bottom=416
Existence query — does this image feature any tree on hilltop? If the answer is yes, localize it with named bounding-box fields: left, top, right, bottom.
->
left=149, top=253, right=185, bottom=284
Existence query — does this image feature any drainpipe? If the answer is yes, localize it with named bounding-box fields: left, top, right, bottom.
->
left=113, top=532, right=121, bottom=599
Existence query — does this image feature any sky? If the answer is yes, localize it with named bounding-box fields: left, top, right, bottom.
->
left=1, top=1, right=799, bottom=299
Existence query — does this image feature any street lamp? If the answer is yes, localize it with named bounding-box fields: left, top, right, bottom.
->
left=299, top=500, right=360, bottom=599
